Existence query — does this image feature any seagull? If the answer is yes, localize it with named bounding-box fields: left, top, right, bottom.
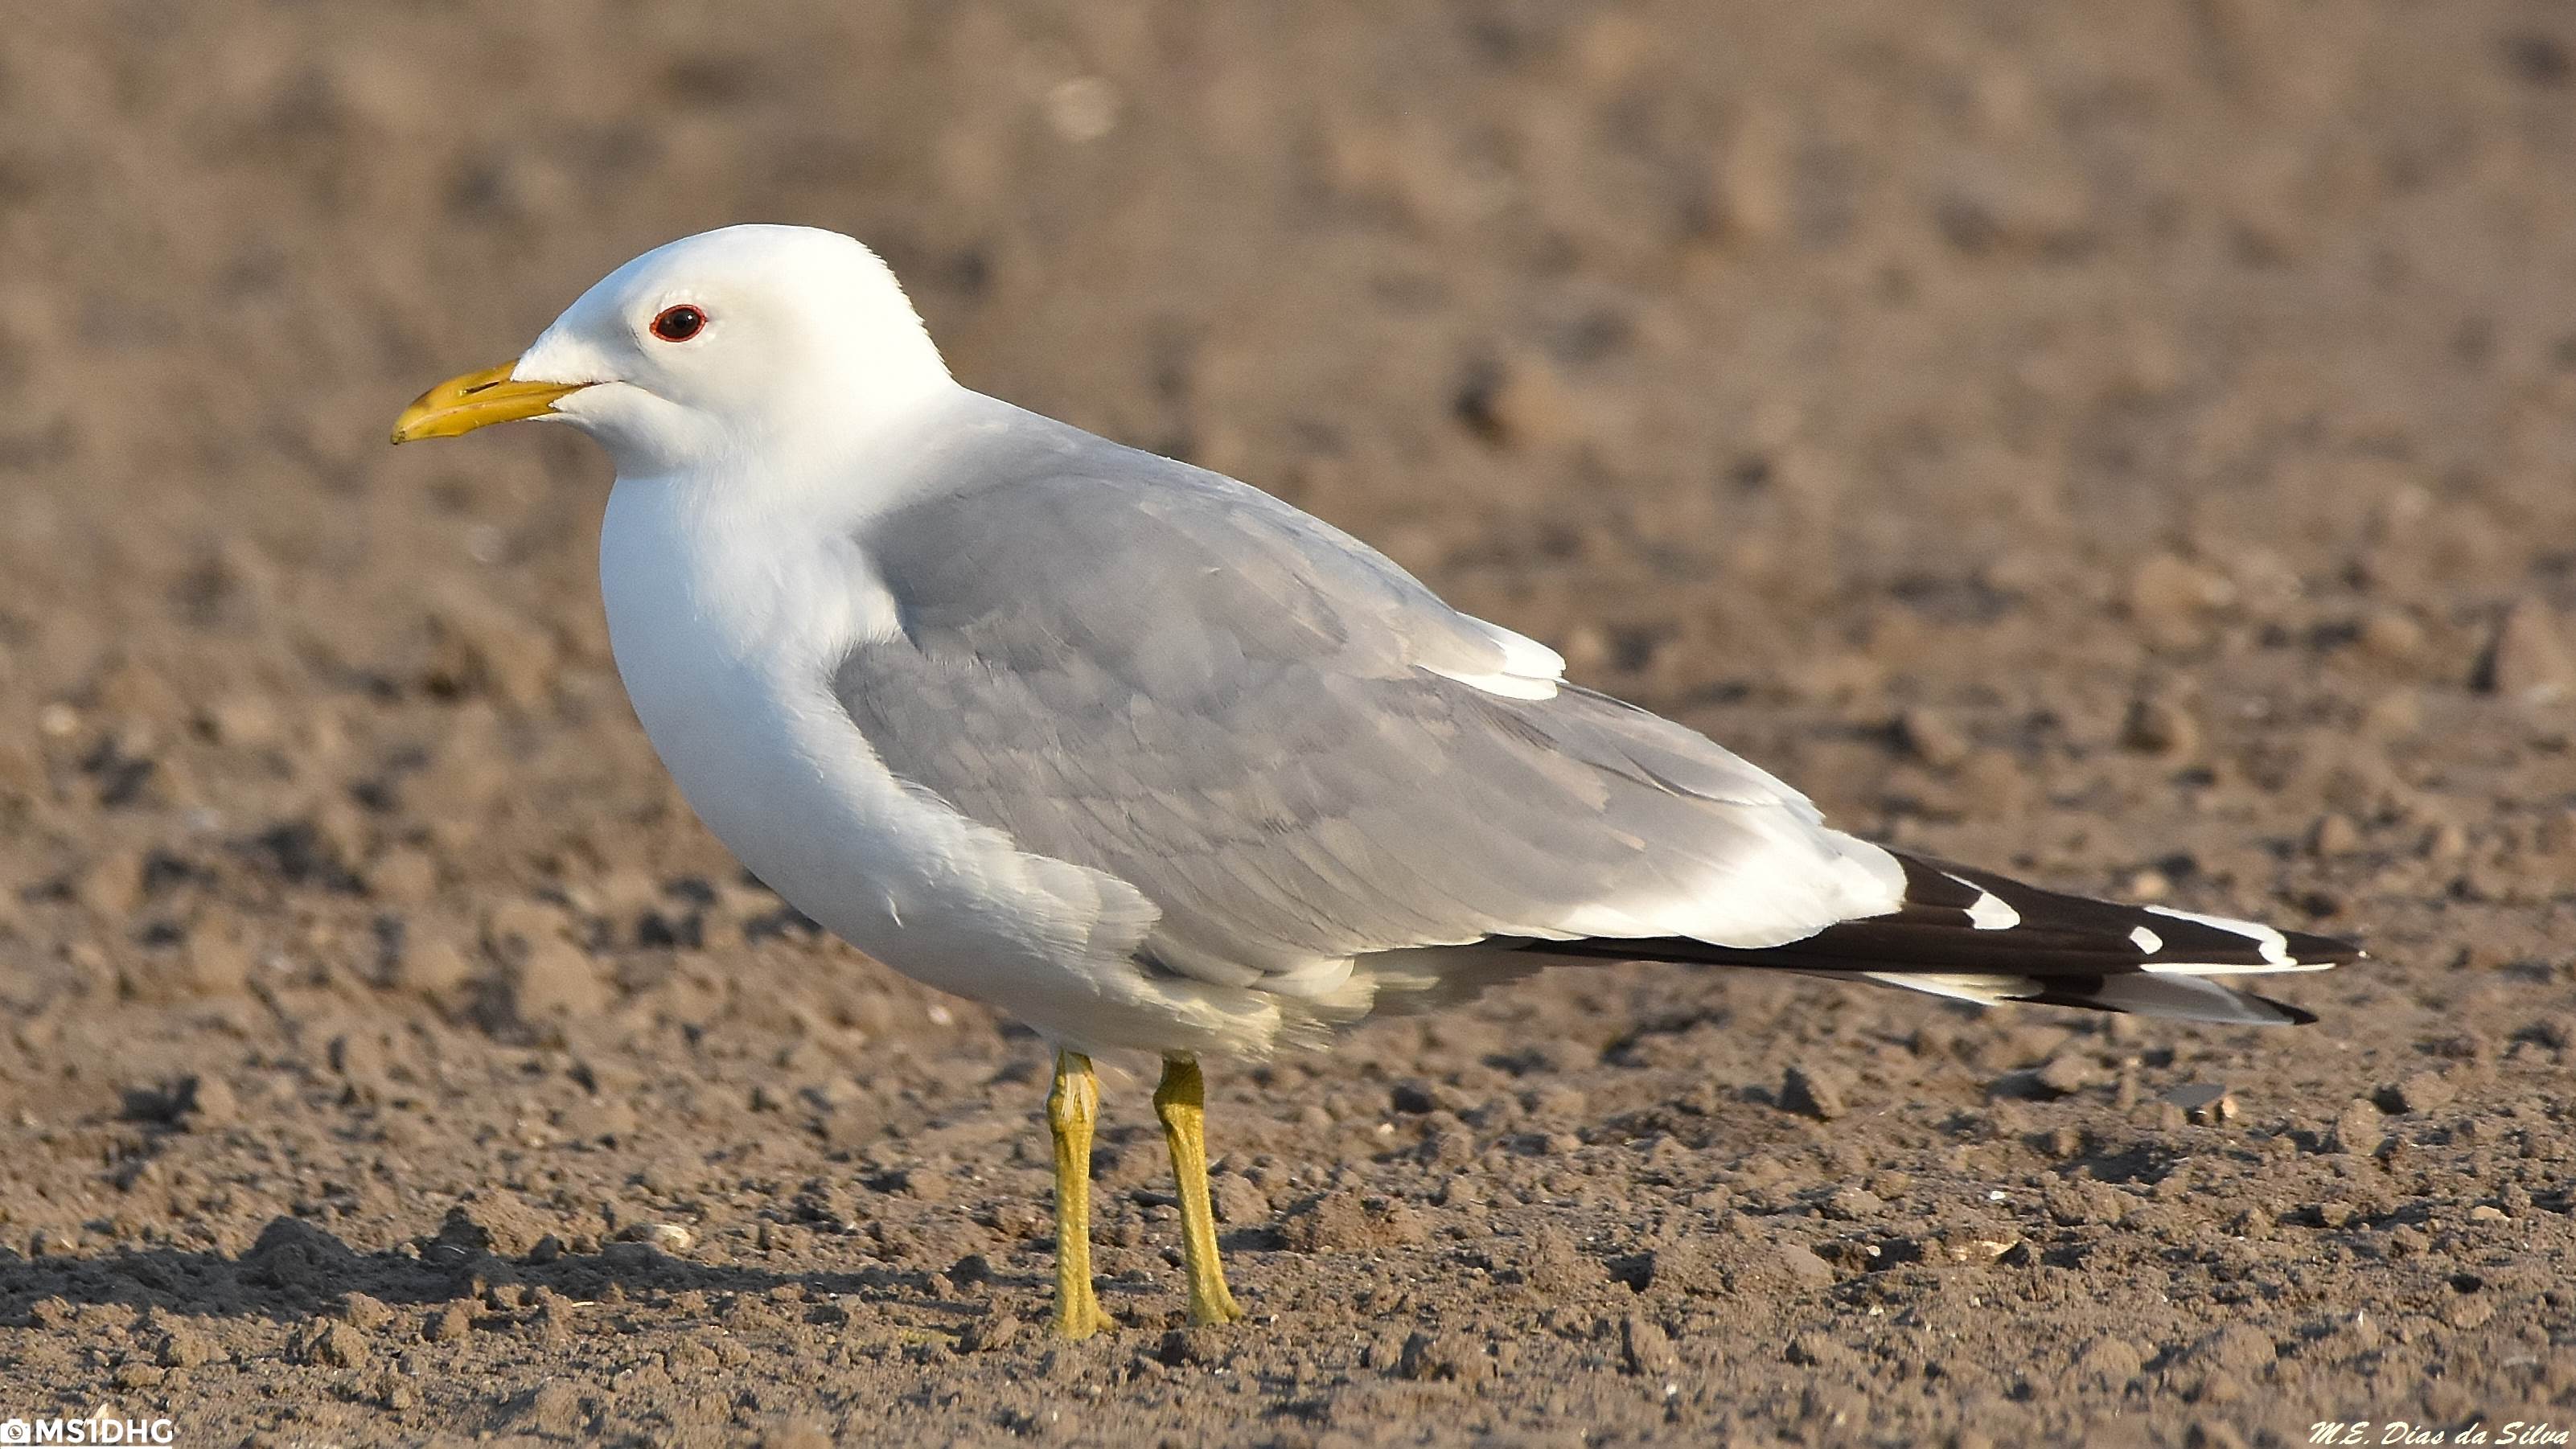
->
left=392, top=224, right=2357, bottom=1337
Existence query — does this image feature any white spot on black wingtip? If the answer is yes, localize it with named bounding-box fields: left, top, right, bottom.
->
left=2129, top=924, right=2163, bottom=954
left=1966, top=892, right=2019, bottom=930
left=1944, top=872, right=2021, bottom=930
left=2143, top=904, right=2294, bottom=966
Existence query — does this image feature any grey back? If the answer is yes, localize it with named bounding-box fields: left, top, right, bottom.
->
left=834, top=408, right=1834, bottom=984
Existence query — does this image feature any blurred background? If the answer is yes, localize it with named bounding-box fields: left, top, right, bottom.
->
left=2, top=2, right=2572, bottom=1441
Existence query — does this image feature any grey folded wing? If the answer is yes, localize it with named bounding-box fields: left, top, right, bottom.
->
left=834, top=426, right=1881, bottom=992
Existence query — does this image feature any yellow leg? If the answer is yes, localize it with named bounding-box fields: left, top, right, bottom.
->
left=1153, top=1056, right=1245, bottom=1324
left=1047, top=1050, right=1111, bottom=1339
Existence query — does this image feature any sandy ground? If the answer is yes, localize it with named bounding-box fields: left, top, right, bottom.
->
left=2, top=2, right=2573, bottom=1444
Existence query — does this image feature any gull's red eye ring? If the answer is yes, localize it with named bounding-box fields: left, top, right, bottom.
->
left=650, top=305, right=706, bottom=342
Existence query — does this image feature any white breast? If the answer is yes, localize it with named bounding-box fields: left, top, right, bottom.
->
left=595, top=477, right=1167, bottom=1040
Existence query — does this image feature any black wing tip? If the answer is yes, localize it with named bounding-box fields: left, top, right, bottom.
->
left=1510, top=848, right=2360, bottom=1027
left=2266, top=996, right=2321, bottom=1026
left=2280, top=927, right=2366, bottom=967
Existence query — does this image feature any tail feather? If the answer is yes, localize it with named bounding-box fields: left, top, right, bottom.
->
left=1518, top=852, right=2355, bottom=1026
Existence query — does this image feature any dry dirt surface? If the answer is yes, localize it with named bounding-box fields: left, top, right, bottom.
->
left=2, top=2, right=2574, bottom=1445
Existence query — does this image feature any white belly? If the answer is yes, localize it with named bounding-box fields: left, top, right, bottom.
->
left=595, top=479, right=1179, bottom=1049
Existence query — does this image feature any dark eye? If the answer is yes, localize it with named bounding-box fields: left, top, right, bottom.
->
left=650, top=305, right=706, bottom=342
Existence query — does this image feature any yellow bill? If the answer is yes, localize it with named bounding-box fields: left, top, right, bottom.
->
left=389, top=363, right=585, bottom=444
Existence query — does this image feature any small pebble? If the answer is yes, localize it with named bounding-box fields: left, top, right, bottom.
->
left=2358, top=608, right=2425, bottom=661
left=2032, top=1054, right=2096, bottom=1098
left=1821, top=1186, right=1885, bottom=1221
left=2308, top=813, right=2362, bottom=856
left=2121, top=695, right=2200, bottom=757
left=422, top=1303, right=474, bottom=1343
left=1780, top=1062, right=1851, bottom=1121
left=2159, top=1082, right=2234, bottom=1124
left=632, top=1222, right=694, bottom=1253
left=2327, top=1098, right=2384, bottom=1156
left=2476, top=598, right=2572, bottom=704
left=1621, top=1313, right=1678, bottom=1376
left=2126, top=553, right=2233, bottom=650
left=2377, top=1071, right=2454, bottom=1114
left=1896, top=707, right=1971, bottom=769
